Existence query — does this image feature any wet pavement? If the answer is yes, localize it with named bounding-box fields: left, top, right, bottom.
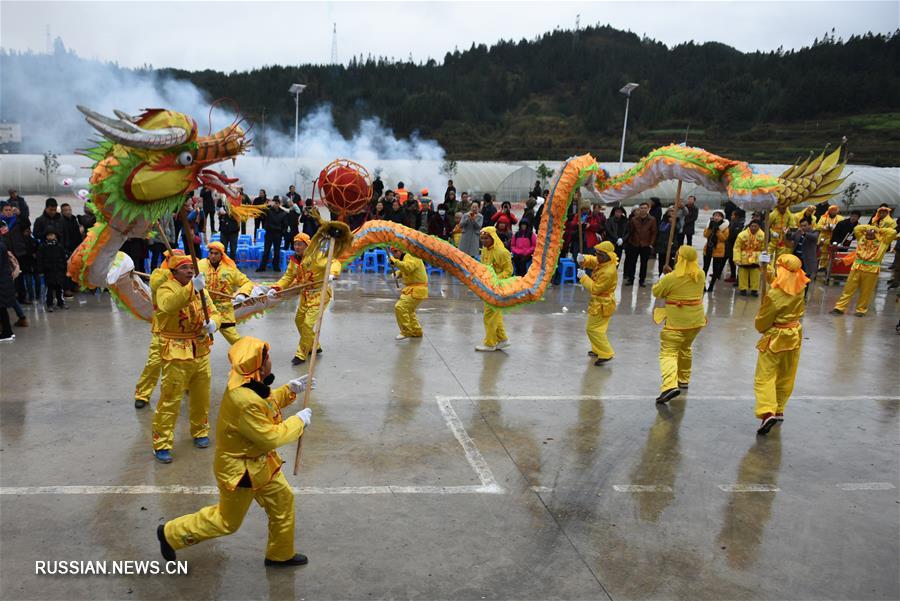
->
left=1, top=263, right=898, bottom=600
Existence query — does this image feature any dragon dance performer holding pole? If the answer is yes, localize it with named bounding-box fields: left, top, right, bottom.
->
left=158, top=336, right=314, bottom=566
left=652, top=246, right=707, bottom=404
left=151, top=253, right=221, bottom=463
left=754, top=254, right=809, bottom=435
left=268, top=233, right=342, bottom=365
left=830, top=224, right=897, bottom=316
left=388, top=247, right=428, bottom=340
left=576, top=241, right=619, bottom=365
left=134, top=249, right=182, bottom=409
left=475, top=226, right=514, bottom=352
left=199, top=241, right=267, bottom=345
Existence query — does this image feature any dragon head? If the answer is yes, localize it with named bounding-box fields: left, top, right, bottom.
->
left=77, top=105, right=251, bottom=224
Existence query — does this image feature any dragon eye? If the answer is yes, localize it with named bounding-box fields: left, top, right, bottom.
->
left=177, top=151, right=194, bottom=166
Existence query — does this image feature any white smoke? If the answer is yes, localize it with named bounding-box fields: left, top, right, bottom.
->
left=1, top=41, right=448, bottom=202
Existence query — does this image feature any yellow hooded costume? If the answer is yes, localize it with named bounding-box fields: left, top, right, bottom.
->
left=389, top=250, right=429, bottom=338
left=198, top=241, right=256, bottom=345
left=133, top=254, right=179, bottom=405
left=815, top=205, right=843, bottom=269
left=479, top=226, right=514, bottom=348
left=651, top=246, right=706, bottom=392
left=163, top=337, right=304, bottom=562
left=767, top=206, right=796, bottom=258
left=151, top=252, right=222, bottom=452
left=734, top=226, right=766, bottom=292
left=579, top=241, right=618, bottom=360
left=273, top=233, right=343, bottom=361
left=753, top=254, right=808, bottom=421
left=833, top=224, right=897, bottom=315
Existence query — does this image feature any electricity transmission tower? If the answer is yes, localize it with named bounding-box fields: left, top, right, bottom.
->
left=330, top=23, right=338, bottom=64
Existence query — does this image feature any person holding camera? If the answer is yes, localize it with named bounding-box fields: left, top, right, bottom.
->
left=702, top=210, right=730, bottom=293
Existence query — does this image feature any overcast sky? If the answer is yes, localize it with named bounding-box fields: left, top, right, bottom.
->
left=1, top=0, right=897, bottom=71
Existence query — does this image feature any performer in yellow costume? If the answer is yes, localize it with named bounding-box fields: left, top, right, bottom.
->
left=151, top=253, right=221, bottom=463
left=767, top=205, right=796, bottom=259
left=388, top=247, right=428, bottom=340
left=815, top=205, right=843, bottom=270
left=831, top=224, right=897, bottom=316
left=133, top=250, right=181, bottom=409
left=754, top=254, right=808, bottom=435
left=734, top=220, right=766, bottom=296
left=576, top=241, right=618, bottom=365
left=270, top=233, right=342, bottom=365
left=475, top=226, right=513, bottom=352
left=652, top=246, right=707, bottom=403
left=870, top=204, right=896, bottom=231
left=198, top=241, right=265, bottom=345
left=158, top=336, right=314, bottom=566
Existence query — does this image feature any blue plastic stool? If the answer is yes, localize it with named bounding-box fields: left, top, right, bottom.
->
left=362, top=250, right=380, bottom=273
left=426, top=263, right=444, bottom=276
left=372, top=248, right=389, bottom=273
left=558, top=258, right=577, bottom=284
left=238, top=234, right=252, bottom=246
left=280, top=251, right=294, bottom=271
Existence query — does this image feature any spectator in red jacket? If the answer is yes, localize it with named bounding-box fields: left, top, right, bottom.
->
left=510, top=221, right=536, bottom=276
left=586, top=204, right=607, bottom=248
left=491, top=201, right=518, bottom=229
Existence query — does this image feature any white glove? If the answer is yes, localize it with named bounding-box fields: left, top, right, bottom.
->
left=288, top=374, right=316, bottom=393
left=191, top=273, right=205, bottom=291
left=577, top=269, right=587, bottom=280
left=576, top=253, right=585, bottom=265
left=267, top=288, right=278, bottom=298
left=203, top=320, right=217, bottom=335
left=297, top=408, right=312, bottom=427
left=251, top=285, right=267, bottom=298
left=328, top=274, right=337, bottom=282
left=616, top=238, right=623, bottom=246
left=566, top=252, right=573, bottom=260
left=234, top=293, right=248, bottom=303
left=759, top=252, right=771, bottom=264
left=770, top=232, right=779, bottom=239
left=217, top=207, right=226, bottom=216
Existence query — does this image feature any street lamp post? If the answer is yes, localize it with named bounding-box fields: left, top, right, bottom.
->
left=288, top=83, right=307, bottom=159
left=618, top=82, right=639, bottom=167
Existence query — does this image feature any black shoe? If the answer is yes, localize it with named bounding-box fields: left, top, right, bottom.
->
left=46, top=305, right=54, bottom=312
left=255, top=267, right=266, bottom=273
left=316, top=348, right=323, bottom=355
left=829, top=308, right=843, bottom=315
left=157, top=525, right=176, bottom=561
left=594, top=357, right=612, bottom=366
left=291, top=356, right=306, bottom=366
left=739, top=290, right=748, bottom=296
left=757, top=414, right=778, bottom=436
left=135, top=399, right=148, bottom=409
left=638, top=281, right=646, bottom=287
left=624, top=280, right=634, bottom=287
left=60, top=303, right=69, bottom=310
left=750, top=291, right=758, bottom=297
left=677, top=382, right=689, bottom=390
left=587, top=351, right=597, bottom=357
left=265, top=553, right=308, bottom=567
left=656, top=388, right=680, bottom=404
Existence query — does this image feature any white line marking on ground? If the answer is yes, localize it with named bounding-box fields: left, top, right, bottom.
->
left=0, top=484, right=505, bottom=496
left=437, top=395, right=898, bottom=403
left=436, top=398, right=501, bottom=490
left=718, top=484, right=780, bottom=492
left=836, top=482, right=896, bottom=491
left=613, top=484, right=674, bottom=493
left=530, top=486, right=554, bottom=493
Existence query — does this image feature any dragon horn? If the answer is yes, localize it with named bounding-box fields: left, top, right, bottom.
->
left=113, top=109, right=139, bottom=123
left=77, top=105, right=188, bottom=149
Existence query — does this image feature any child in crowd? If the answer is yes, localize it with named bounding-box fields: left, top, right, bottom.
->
left=37, top=231, right=68, bottom=311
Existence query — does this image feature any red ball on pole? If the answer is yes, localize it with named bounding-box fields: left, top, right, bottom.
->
left=317, top=159, right=372, bottom=221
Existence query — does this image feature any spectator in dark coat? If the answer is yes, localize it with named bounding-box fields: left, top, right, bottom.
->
left=428, top=204, right=452, bottom=239
left=238, top=188, right=251, bottom=235
left=256, top=199, right=287, bottom=272
left=480, top=194, right=498, bottom=225
left=78, top=204, right=97, bottom=231
left=33, top=198, right=64, bottom=244
left=252, top=189, right=268, bottom=240
left=649, top=197, right=663, bottom=224
left=282, top=197, right=302, bottom=251
left=725, top=209, right=745, bottom=282
left=1, top=204, right=30, bottom=302
left=37, top=231, right=68, bottom=311
left=4, top=189, right=30, bottom=221
left=831, top=210, right=861, bottom=248
left=623, top=202, right=657, bottom=286
left=790, top=217, right=820, bottom=285
left=605, top=206, right=629, bottom=264
left=372, top=176, right=384, bottom=201
left=655, top=207, right=682, bottom=275
left=681, top=196, right=699, bottom=246
left=0, top=234, right=16, bottom=341
left=59, top=203, right=84, bottom=255
left=216, top=194, right=241, bottom=257
left=301, top=198, right=319, bottom=237
left=199, top=186, right=216, bottom=234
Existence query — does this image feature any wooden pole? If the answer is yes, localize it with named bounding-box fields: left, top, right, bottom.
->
left=155, top=220, right=174, bottom=254
left=761, top=208, right=773, bottom=296
left=293, top=236, right=337, bottom=475
left=178, top=212, right=213, bottom=339
left=663, top=180, right=683, bottom=271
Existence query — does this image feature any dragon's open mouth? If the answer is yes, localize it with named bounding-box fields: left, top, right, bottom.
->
left=198, top=169, right=241, bottom=201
